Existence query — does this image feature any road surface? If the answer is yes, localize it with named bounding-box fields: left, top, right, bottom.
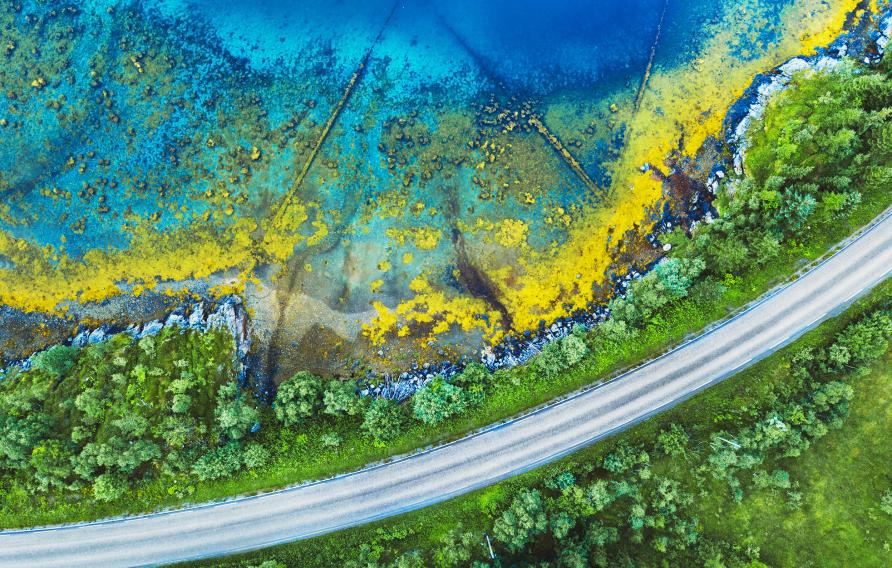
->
left=2, top=211, right=892, bottom=567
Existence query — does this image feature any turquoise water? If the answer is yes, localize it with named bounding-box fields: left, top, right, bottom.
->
left=0, top=0, right=728, bottom=256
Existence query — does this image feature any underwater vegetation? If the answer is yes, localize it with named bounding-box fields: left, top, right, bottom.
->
left=0, top=0, right=882, bottom=378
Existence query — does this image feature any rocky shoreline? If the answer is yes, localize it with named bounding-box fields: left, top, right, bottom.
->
left=0, top=298, right=255, bottom=389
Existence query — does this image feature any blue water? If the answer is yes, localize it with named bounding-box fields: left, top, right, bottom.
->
left=0, top=0, right=731, bottom=257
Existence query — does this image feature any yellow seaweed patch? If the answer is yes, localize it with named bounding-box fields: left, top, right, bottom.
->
left=385, top=226, right=443, bottom=251
left=363, top=276, right=503, bottom=346
left=494, top=219, right=530, bottom=248
left=0, top=218, right=258, bottom=313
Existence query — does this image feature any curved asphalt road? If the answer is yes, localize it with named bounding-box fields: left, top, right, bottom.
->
left=2, top=212, right=892, bottom=567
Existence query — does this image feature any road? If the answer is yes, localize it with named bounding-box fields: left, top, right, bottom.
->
left=2, top=211, right=892, bottom=567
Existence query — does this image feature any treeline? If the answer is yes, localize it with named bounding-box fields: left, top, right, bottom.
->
left=668, top=58, right=892, bottom=275
left=300, top=306, right=892, bottom=567
left=0, top=328, right=264, bottom=502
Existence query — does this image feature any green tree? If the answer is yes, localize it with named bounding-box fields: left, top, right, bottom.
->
left=242, top=442, right=270, bottom=469
left=192, top=442, right=243, bottom=481
left=30, top=345, right=78, bottom=377
left=274, top=372, right=323, bottom=426
left=432, top=527, right=478, bottom=567
left=880, top=489, right=892, bottom=516
left=92, top=472, right=128, bottom=502
left=656, top=424, right=689, bottom=457
left=412, top=378, right=469, bottom=425
left=452, top=362, right=490, bottom=406
left=215, top=382, right=261, bottom=440
left=492, top=489, right=548, bottom=552
left=322, top=380, right=364, bottom=417
left=362, top=398, right=405, bottom=442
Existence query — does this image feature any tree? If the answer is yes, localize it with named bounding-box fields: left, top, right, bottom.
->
left=536, top=341, right=568, bottom=377
left=215, top=382, right=261, bottom=440
left=92, top=472, right=128, bottom=502
left=433, top=527, right=477, bottom=567
left=242, top=442, right=270, bottom=469
left=30, top=345, right=78, bottom=377
left=322, top=380, right=364, bottom=417
left=412, top=378, right=468, bottom=425
left=656, top=424, right=689, bottom=457
left=30, top=439, right=75, bottom=491
left=362, top=398, right=404, bottom=442
left=492, top=489, right=548, bottom=552
left=452, top=362, right=490, bottom=406
left=320, top=432, right=342, bottom=448
left=561, top=334, right=588, bottom=367
left=274, top=372, right=323, bottom=426
left=880, top=489, right=892, bottom=516
left=0, top=412, right=53, bottom=469
left=192, top=442, right=243, bottom=480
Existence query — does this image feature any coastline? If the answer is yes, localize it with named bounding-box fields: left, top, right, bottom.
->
left=1, top=2, right=889, bottom=403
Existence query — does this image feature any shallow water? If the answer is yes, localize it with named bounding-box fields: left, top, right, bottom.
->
left=0, top=0, right=868, bottom=375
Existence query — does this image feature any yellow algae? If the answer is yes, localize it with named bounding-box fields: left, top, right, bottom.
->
left=365, top=300, right=399, bottom=345
left=0, top=217, right=258, bottom=312
left=364, top=276, right=504, bottom=346
left=411, top=227, right=442, bottom=251
left=481, top=0, right=861, bottom=332
left=260, top=199, right=310, bottom=261
left=0, top=0, right=867, bottom=364
left=385, top=227, right=443, bottom=251
left=493, top=219, right=529, bottom=248
left=306, top=220, right=329, bottom=247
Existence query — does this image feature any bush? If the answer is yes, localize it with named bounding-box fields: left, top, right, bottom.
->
left=215, top=382, right=261, bottom=441
left=656, top=424, right=689, bottom=457
left=274, top=372, right=323, bottom=427
left=322, top=380, right=365, bottom=417
left=320, top=432, right=342, bottom=448
left=243, top=442, right=271, bottom=469
left=192, top=442, right=243, bottom=481
left=492, top=489, right=548, bottom=552
left=30, top=345, right=77, bottom=377
left=880, top=489, right=892, bottom=516
left=92, top=472, right=128, bottom=502
left=412, top=378, right=469, bottom=425
left=451, top=362, right=490, bottom=406
left=362, top=398, right=404, bottom=442
left=536, top=332, right=589, bottom=378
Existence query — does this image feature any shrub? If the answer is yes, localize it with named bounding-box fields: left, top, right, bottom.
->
left=452, top=362, right=490, bottom=406
left=880, top=489, right=892, bottom=516
left=492, top=489, right=548, bottom=552
left=274, top=371, right=324, bottom=427
left=656, top=424, right=689, bottom=457
left=30, top=345, right=77, bottom=377
left=215, top=382, right=261, bottom=441
left=192, top=442, right=243, bottom=481
left=322, top=380, right=365, bottom=417
left=320, top=432, right=342, bottom=448
left=92, top=472, right=128, bottom=502
left=242, top=442, right=271, bottom=469
left=362, top=398, right=404, bottom=442
left=412, top=378, right=469, bottom=425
